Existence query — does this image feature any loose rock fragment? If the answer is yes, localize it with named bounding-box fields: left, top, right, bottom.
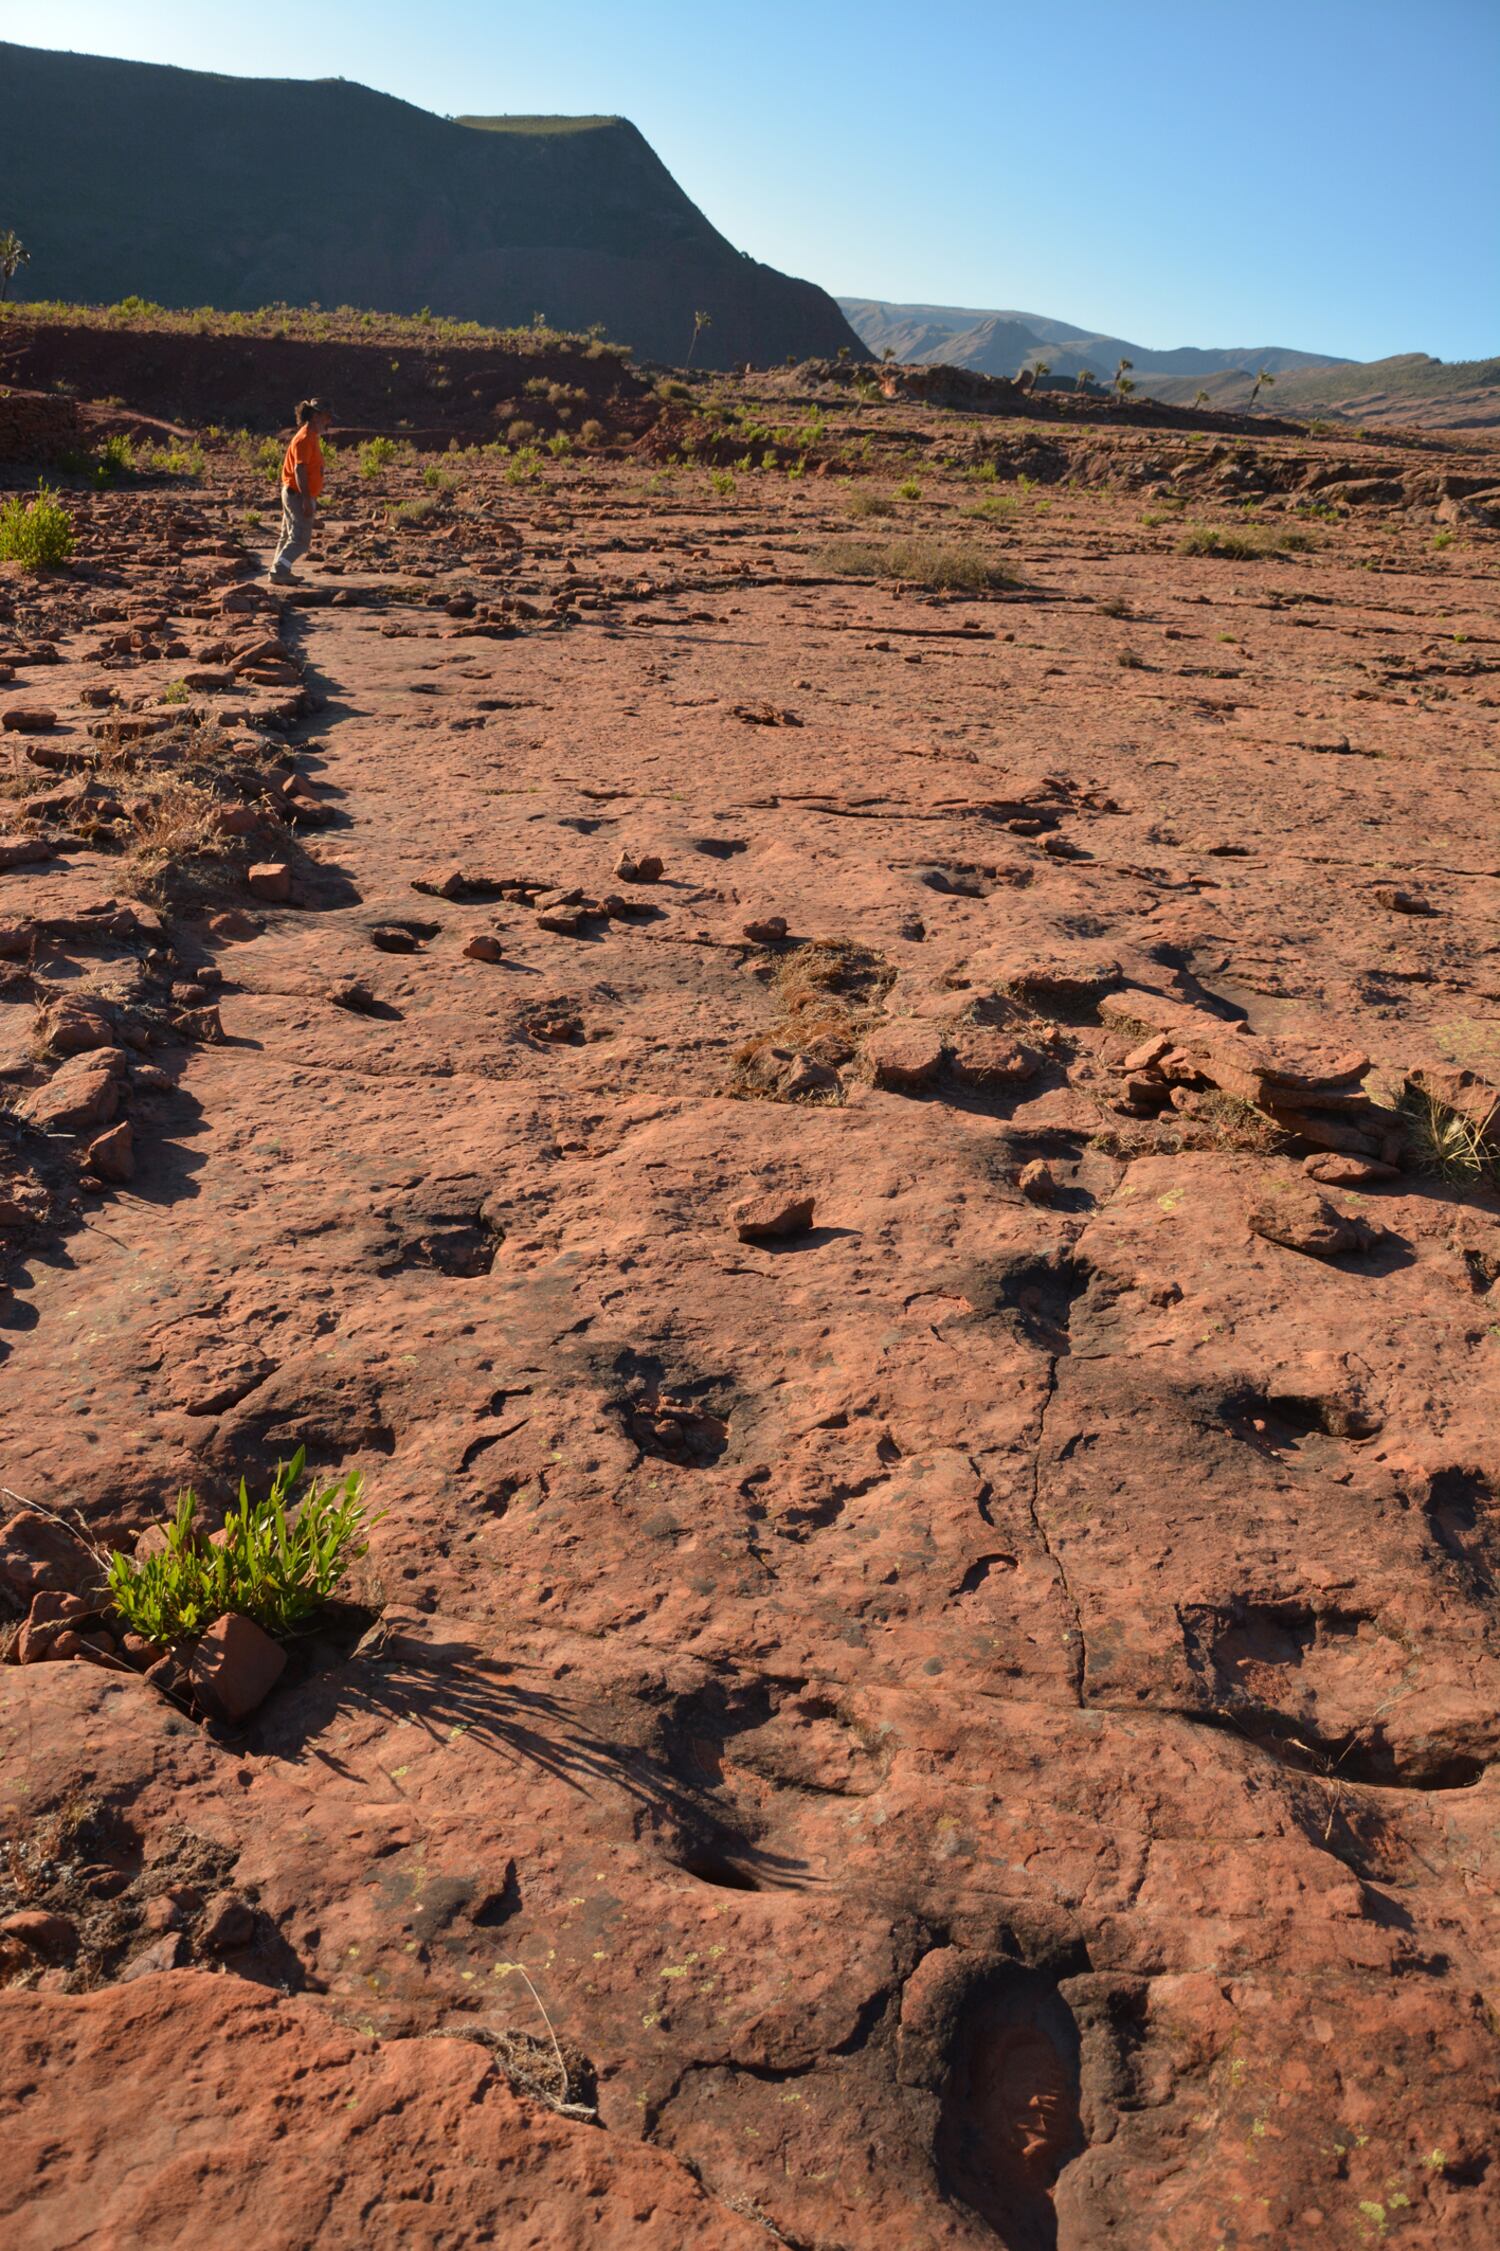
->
left=866, top=1023, right=945, bottom=1092
left=200, top=1893, right=258, bottom=1952
left=84, top=1120, right=135, bottom=1183
left=947, top=1027, right=1038, bottom=1091
left=1304, top=1153, right=1400, bottom=1186
left=1247, top=1184, right=1374, bottom=1258
left=733, top=1189, right=815, bottom=1241
left=189, top=1613, right=287, bottom=1723
left=0, top=1910, right=77, bottom=1958
left=614, top=850, right=664, bottom=884
left=247, top=862, right=292, bottom=903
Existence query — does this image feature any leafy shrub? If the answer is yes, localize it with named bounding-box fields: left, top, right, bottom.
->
left=359, top=435, right=400, bottom=478
left=93, top=433, right=135, bottom=485
left=579, top=418, right=606, bottom=447
left=820, top=538, right=1023, bottom=592
left=141, top=443, right=204, bottom=479
left=847, top=490, right=896, bottom=519
left=161, top=679, right=191, bottom=704
left=505, top=445, right=543, bottom=485
left=421, top=462, right=455, bottom=492
left=106, top=1448, right=372, bottom=1646
left=394, top=494, right=442, bottom=526
left=0, top=482, right=75, bottom=566
left=507, top=418, right=538, bottom=446
left=895, top=478, right=922, bottom=501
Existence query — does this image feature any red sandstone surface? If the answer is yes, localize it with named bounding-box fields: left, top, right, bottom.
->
left=1, top=376, right=1499, bottom=2248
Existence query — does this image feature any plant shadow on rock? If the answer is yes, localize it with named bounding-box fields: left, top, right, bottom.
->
left=935, top=1963, right=1085, bottom=2250
left=237, top=1626, right=807, bottom=1891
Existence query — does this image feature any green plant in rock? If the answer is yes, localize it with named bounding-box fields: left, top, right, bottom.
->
left=359, top=435, right=400, bottom=478
left=963, top=494, right=1017, bottom=523
left=141, top=443, right=204, bottom=479
left=895, top=478, right=922, bottom=501
left=93, top=432, right=135, bottom=485
left=106, top=1448, right=373, bottom=1646
left=0, top=481, right=75, bottom=566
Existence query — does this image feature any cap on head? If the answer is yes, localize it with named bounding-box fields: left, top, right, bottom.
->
left=296, top=397, right=332, bottom=426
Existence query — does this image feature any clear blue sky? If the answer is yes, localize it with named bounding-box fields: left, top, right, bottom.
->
left=7, top=0, right=1497, bottom=360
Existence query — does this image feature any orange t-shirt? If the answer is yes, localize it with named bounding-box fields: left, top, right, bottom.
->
left=281, top=425, right=324, bottom=498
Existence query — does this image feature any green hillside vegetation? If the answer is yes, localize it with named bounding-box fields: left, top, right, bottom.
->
left=458, top=114, right=622, bottom=135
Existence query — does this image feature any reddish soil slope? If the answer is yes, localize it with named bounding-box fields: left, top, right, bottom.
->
left=1, top=373, right=1499, bottom=2247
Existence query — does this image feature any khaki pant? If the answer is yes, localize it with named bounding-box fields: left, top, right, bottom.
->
left=272, top=485, right=316, bottom=576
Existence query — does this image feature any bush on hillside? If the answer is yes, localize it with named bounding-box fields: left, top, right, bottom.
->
left=0, top=482, right=75, bottom=566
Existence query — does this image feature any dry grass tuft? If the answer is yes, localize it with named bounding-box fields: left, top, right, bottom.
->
left=819, top=538, right=1024, bottom=593
left=731, top=939, right=893, bottom=1096
left=1399, top=1084, right=1499, bottom=1184
left=1179, top=523, right=1317, bottom=561
left=80, top=718, right=285, bottom=906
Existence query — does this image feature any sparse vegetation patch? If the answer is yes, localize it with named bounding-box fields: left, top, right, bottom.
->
left=819, top=538, right=1024, bottom=592
left=107, top=1449, right=372, bottom=1647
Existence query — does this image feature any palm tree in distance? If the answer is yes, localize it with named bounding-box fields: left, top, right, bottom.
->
left=1114, top=356, right=1135, bottom=399
left=686, top=308, right=712, bottom=366
left=0, top=230, right=29, bottom=301
left=1247, top=366, right=1276, bottom=411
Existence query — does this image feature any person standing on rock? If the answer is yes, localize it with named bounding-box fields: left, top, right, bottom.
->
left=270, top=398, right=333, bottom=584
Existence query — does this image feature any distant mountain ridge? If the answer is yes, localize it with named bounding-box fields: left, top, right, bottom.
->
left=0, top=42, right=864, bottom=367
left=841, top=298, right=1499, bottom=429
left=839, top=297, right=1347, bottom=383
